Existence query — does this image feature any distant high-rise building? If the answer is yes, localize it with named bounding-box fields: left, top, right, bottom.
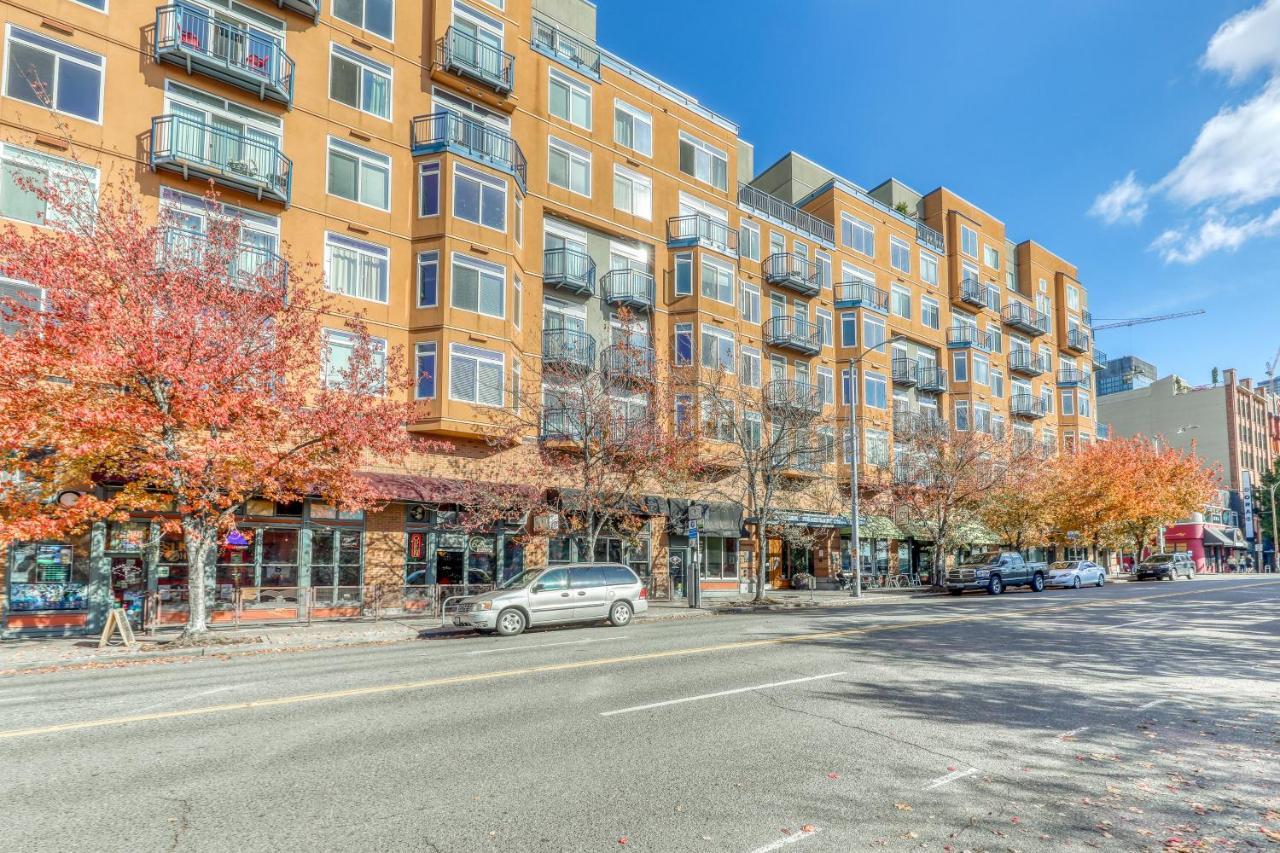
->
left=1096, top=355, right=1157, bottom=396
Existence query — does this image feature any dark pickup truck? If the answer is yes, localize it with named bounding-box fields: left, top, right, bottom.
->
left=945, top=552, right=1048, bottom=595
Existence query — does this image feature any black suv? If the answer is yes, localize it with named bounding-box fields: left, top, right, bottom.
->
left=1134, top=553, right=1195, bottom=581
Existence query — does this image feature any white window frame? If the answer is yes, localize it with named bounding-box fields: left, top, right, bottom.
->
left=0, top=142, right=99, bottom=228
left=840, top=312, right=858, bottom=347
left=328, top=43, right=392, bottom=120
left=612, top=164, right=652, bottom=219
left=920, top=250, right=939, bottom=286
left=323, top=328, right=387, bottom=391
left=864, top=371, right=888, bottom=410
left=984, top=243, right=1000, bottom=270
left=739, top=220, right=760, bottom=262
left=418, top=161, right=441, bottom=217
left=677, top=131, right=728, bottom=191
left=841, top=213, right=874, bottom=257
left=324, top=231, right=389, bottom=304
left=960, top=224, right=978, bottom=259
left=674, top=322, right=694, bottom=366
left=700, top=255, right=734, bottom=305
left=816, top=308, right=833, bottom=347
left=450, top=251, right=505, bottom=319
left=700, top=324, right=734, bottom=373
left=415, top=341, right=437, bottom=399
left=3, top=26, right=105, bottom=124
left=739, top=346, right=761, bottom=388
left=453, top=162, right=507, bottom=231
left=890, top=284, right=912, bottom=320
left=548, top=67, right=591, bottom=129
left=921, top=295, right=940, bottom=330
left=448, top=342, right=505, bottom=408
left=417, top=250, right=439, bottom=308
left=818, top=367, right=835, bottom=405
left=890, top=236, right=911, bottom=273
left=326, top=136, right=391, bottom=211
left=332, top=0, right=394, bottom=40
left=740, top=281, right=760, bottom=324
left=613, top=99, right=653, bottom=157
left=547, top=135, right=591, bottom=196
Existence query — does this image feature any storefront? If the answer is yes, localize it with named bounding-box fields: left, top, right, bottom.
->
left=4, top=536, right=93, bottom=633
left=1164, top=522, right=1248, bottom=572
left=404, top=503, right=524, bottom=589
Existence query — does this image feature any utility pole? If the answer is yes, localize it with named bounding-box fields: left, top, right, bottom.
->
left=1270, top=480, right=1279, bottom=572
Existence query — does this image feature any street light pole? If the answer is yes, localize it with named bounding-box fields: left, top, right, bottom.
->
left=1269, top=480, right=1279, bottom=572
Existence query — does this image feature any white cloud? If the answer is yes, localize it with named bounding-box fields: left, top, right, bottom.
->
left=1202, top=0, right=1280, bottom=82
left=1150, top=206, right=1280, bottom=264
left=1089, top=171, right=1149, bottom=225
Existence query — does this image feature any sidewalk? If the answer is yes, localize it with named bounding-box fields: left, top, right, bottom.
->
left=0, top=601, right=710, bottom=676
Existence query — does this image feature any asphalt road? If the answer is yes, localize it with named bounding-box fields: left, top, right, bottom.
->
left=2, top=576, right=1279, bottom=852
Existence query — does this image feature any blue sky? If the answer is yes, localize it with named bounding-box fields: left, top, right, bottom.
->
left=597, top=0, right=1280, bottom=385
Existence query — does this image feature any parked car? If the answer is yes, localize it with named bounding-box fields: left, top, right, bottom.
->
left=1046, top=560, right=1106, bottom=589
left=946, top=552, right=1048, bottom=595
left=1134, top=553, right=1195, bottom=581
left=450, top=563, right=649, bottom=636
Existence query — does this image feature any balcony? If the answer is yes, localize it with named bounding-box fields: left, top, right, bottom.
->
left=893, top=403, right=944, bottom=434
left=1011, top=394, right=1047, bottom=419
left=531, top=16, right=600, bottom=79
left=737, top=183, right=834, bottom=244
left=601, top=344, right=655, bottom=385
left=543, top=248, right=595, bottom=297
left=1001, top=301, right=1049, bottom=336
left=601, top=269, right=654, bottom=312
left=1057, top=368, right=1089, bottom=387
left=542, top=327, right=596, bottom=374
left=776, top=446, right=824, bottom=477
left=160, top=225, right=287, bottom=290
left=764, top=316, right=822, bottom=355
left=541, top=407, right=585, bottom=442
left=891, top=358, right=918, bottom=387
left=946, top=326, right=987, bottom=350
left=273, top=0, right=318, bottom=21
left=1009, top=349, right=1048, bottom=377
left=1093, top=347, right=1107, bottom=368
left=1082, top=309, right=1093, bottom=328
left=150, top=114, right=291, bottom=204
left=155, top=4, right=294, bottom=106
left=666, top=213, right=737, bottom=255
left=958, top=278, right=986, bottom=308
left=916, top=222, right=945, bottom=253
left=411, top=111, right=526, bottom=192
left=833, top=280, right=889, bottom=313
left=893, top=457, right=925, bottom=486
left=1066, top=328, right=1090, bottom=353
left=916, top=366, right=948, bottom=393
left=763, top=379, right=823, bottom=416
left=764, top=252, right=820, bottom=296
left=436, top=26, right=514, bottom=94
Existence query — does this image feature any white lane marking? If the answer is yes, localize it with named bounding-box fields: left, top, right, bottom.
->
left=600, top=672, right=846, bottom=717
left=465, top=636, right=629, bottom=656
left=1113, top=616, right=1163, bottom=628
left=1058, top=726, right=1090, bottom=739
left=135, top=684, right=245, bottom=714
left=1136, top=699, right=1167, bottom=711
left=0, top=696, right=36, bottom=705
left=923, top=767, right=979, bottom=790
left=747, top=826, right=821, bottom=853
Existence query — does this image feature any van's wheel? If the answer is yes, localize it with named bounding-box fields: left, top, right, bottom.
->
left=1072, top=576, right=1081, bottom=589
left=609, top=601, right=633, bottom=627
left=1031, top=573, right=1046, bottom=592
left=495, top=608, right=526, bottom=636
left=987, top=576, right=1004, bottom=595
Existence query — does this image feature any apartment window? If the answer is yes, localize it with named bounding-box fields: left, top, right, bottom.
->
left=840, top=312, right=858, bottom=347
left=678, top=131, right=728, bottom=191
left=960, top=224, right=978, bottom=259
left=418, top=162, right=440, bottom=216
left=987, top=326, right=1002, bottom=353
left=864, top=372, right=887, bottom=409
left=816, top=250, right=832, bottom=289
left=921, top=296, right=940, bottom=330
left=816, top=309, right=833, bottom=347
left=548, top=136, right=590, bottom=196
left=674, top=394, right=694, bottom=436
left=739, top=346, right=761, bottom=388
left=741, top=282, right=760, bottom=324
left=972, top=353, right=989, bottom=386
left=818, top=367, right=834, bottom=405
left=974, top=403, right=992, bottom=434
left=610, top=99, right=654, bottom=156
left=1061, top=390, right=1075, bottom=416
left=769, top=231, right=785, bottom=259
left=0, top=143, right=97, bottom=227
left=738, top=221, right=761, bottom=262
left=991, top=369, right=1004, bottom=399
left=841, top=214, right=874, bottom=257
left=415, top=341, right=437, bottom=398
left=865, top=428, right=890, bottom=467
left=670, top=249, right=691, bottom=295
left=4, top=27, right=104, bottom=123
left=1067, top=285, right=1080, bottom=310
left=72, top=0, right=107, bottom=9
left=417, top=251, right=439, bottom=307
left=890, top=237, right=910, bottom=273
left=952, top=351, right=968, bottom=382
left=1079, top=393, right=1091, bottom=418
left=454, top=163, right=507, bottom=230
left=863, top=314, right=885, bottom=350
left=744, top=412, right=763, bottom=449
left=327, top=137, right=390, bottom=210
left=332, top=0, right=393, bottom=39
left=700, top=256, right=734, bottom=305
left=323, top=329, right=386, bottom=390
left=674, top=323, right=693, bottom=366
left=449, top=343, right=504, bottom=407
left=954, top=400, right=970, bottom=431
left=613, top=165, right=651, bottom=219
left=325, top=232, right=388, bottom=303
left=329, top=44, right=390, bottom=119
left=984, top=244, right=999, bottom=270
left=891, top=284, right=912, bottom=320
left=841, top=368, right=857, bottom=405
left=514, top=197, right=522, bottom=244
left=547, top=67, right=592, bottom=128
left=512, top=275, right=521, bottom=328
left=702, top=399, right=734, bottom=443
left=700, top=325, right=734, bottom=373
left=1041, top=386, right=1054, bottom=415
left=920, top=251, right=939, bottom=286
left=451, top=253, right=505, bottom=318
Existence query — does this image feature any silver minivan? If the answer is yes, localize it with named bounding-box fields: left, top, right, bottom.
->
left=450, top=563, right=649, bottom=636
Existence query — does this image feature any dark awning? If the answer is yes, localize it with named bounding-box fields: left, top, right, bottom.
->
left=1203, top=526, right=1247, bottom=549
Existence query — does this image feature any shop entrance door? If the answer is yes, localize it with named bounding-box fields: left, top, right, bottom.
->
left=110, top=556, right=147, bottom=625
left=668, top=547, right=688, bottom=599
left=436, top=549, right=465, bottom=586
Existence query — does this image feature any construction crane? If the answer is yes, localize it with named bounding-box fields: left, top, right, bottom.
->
left=1266, top=345, right=1280, bottom=383
left=1090, top=309, right=1206, bottom=331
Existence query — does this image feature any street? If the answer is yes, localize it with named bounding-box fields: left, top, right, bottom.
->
left=2, top=577, right=1279, bottom=852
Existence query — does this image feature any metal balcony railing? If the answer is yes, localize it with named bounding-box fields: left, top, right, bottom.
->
left=916, top=222, right=945, bottom=253
left=891, top=358, right=918, bottom=386
left=1009, top=349, right=1048, bottom=376
left=541, top=407, right=586, bottom=441
left=436, top=26, right=514, bottom=93
left=1057, top=368, right=1089, bottom=387
left=1011, top=394, right=1047, bottom=419
left=946, top=326, right=987, bottom=349
left=542, top=327, right=596, bottom=373
left=959, top=278, right=986, bottom=307
left=1001, top=301, right=1049, bottom=336
left=601, top=269, right=654, bottom=311
left=1082, top=309, right=1093, bottom=328
left=666, top=213, right=737, bottom=254
left=531, top=16, right=600, bottom=78
left=763, top=379, right=823, bottom=415
left=893, top=403, right=943, bottom=434
left=764, top=252, right=820, bottom=296
left=150, top=114, right=291, bottom=204
left=160, top=225, right=287, bottom=289
left=916, top=366, right=948, bottom=393
left=764, top=315, right=822, bottom=354
left=543, top=248, right=596, bottom=297
left=1093, top=347, right=1107, bottom=367
left=737, top=183, right=834, bottom=244
left=601, top=344, right=655, bottom=384
left=155, top=4, right=294, bottom=105
left=833, top=280, right=889, bottom=312
left=1067, top=328, right=1090, bottom=352
left=410, top=111, right=526, bottom=192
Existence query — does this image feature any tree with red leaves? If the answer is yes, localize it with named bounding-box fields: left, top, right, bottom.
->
left=0, top=178, right=421, bottom=635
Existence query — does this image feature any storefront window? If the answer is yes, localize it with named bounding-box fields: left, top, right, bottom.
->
left=216, top=530, right=257, bottom=602
left=7, top=538, right=91, bottom=611
left=502, top=537, right=524, bottom=583
left=702, top=537, right=738, bottom=579
left=311, top=528, right=363, bottom=604
left=467, top=534, right=498, bottom=585
left=107, top=521, right=150, bottom=553
left=405, top=530, right=431, bottom=586
left=156, top=530, right=189, bottom=604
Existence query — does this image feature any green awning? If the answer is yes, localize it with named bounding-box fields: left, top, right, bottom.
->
left=886, top=519, right=1002, bottom=545
left=839, top=515, right=904, bottom=539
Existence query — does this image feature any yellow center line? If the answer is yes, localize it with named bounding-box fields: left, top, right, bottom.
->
left=3, top=579, right=1276, bottom=741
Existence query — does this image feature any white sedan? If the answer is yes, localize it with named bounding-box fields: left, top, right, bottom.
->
left=1046, top=560, right=1106, bottom=589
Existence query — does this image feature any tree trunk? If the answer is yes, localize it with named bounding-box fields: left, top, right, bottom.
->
left=754, top=522, right=768, bottom=603
left=181, top=517, right=217, bottom=636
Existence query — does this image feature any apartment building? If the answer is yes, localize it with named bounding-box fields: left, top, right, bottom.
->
left=1097, top=354, right=1157, bottom=397
left=0, top=0, right=1096, bottom=634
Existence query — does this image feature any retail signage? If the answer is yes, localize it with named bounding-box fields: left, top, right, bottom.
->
left=225, top=530, right=250, bottom=549
left=439, top=532, right=467, bottom=550
left=1241, top=472, right=1255, bottom=539
left=469, top=536, right=493, bottom=555
left=408, top=531, right=426, bottom=560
